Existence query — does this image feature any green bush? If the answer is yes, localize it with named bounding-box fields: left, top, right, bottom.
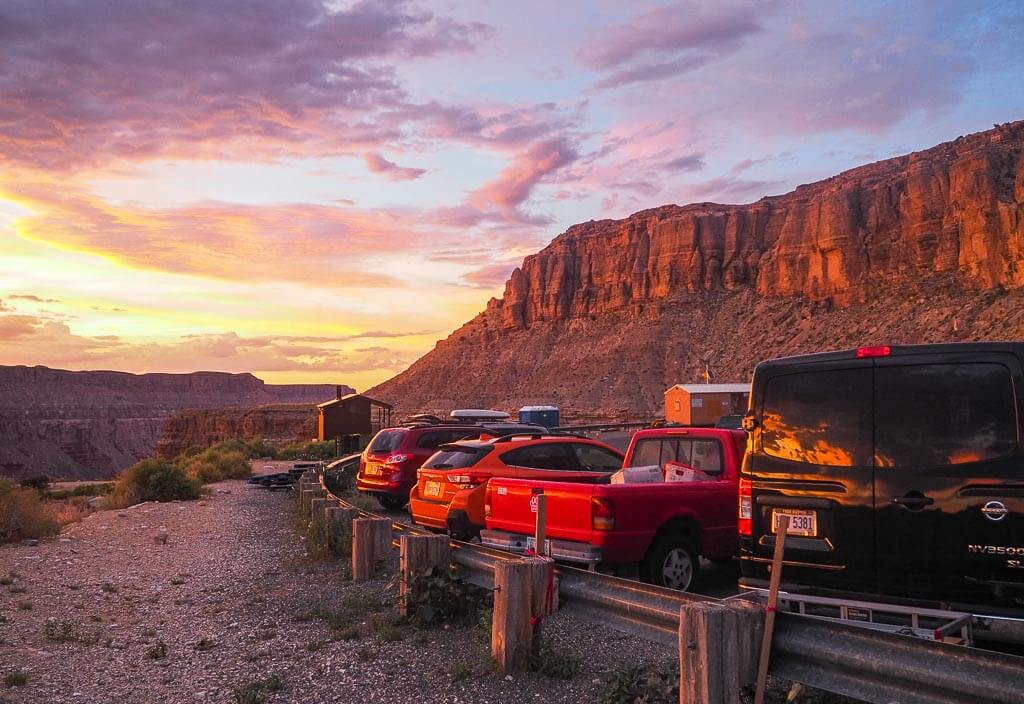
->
left=181, top=449, right=251, bottom=483
left=19, top=475, right=50, bottom=492
left=277, top=440, right=335, bottom=461
left=210, top=438, right=277, bottom=459
left=111, top=459, right=201, bottom=505
left=0, top=479, right=60, bottom=544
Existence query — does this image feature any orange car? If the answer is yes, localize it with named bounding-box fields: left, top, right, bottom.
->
left=409, top=434, right=624, bottom=539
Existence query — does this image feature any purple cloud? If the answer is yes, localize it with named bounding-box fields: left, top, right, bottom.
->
left=580, top=2, right=768, bottom=89
left=0, top=0, right=493, bottom=169
left=363, top=151, right=427, bottom=180
left=663, top=152, right=707, bottom=172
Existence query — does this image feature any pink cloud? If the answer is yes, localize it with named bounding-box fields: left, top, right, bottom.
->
left=363, top=151, right=427, bottom=181
left=467, top=138, right=578, bottom=217
left=461, top=262, right=517, bottom=289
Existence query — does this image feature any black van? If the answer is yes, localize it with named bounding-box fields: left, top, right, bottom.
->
left=739, top=343, right=1024, bottom=613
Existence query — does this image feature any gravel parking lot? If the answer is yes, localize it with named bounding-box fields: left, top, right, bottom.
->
left=0, top=465, right=685, bottom=704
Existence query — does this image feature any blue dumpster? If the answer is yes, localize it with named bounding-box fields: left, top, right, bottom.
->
left=518, top=405, right=560, bottom=429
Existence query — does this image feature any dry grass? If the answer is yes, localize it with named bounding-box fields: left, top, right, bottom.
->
left=0, top=480, right=60, bottom=544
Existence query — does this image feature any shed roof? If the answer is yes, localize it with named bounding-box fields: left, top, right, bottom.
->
left=666, top=383, right=750, bottom=395
left=317, top=393, right=393, bottom=409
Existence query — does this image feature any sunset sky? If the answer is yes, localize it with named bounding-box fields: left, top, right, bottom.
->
left=1, top=1, right=1022, bottom=391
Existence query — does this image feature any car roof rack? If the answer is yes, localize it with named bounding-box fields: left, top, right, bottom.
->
left=488, top=432, right=588, bottom=443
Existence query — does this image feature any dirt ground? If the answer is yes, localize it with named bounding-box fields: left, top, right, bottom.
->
left=1, top=466, right=690, bottom=704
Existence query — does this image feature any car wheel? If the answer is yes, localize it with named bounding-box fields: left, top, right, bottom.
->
left=640, top=534, right=699, bottom=591
left=377, top=494, right=408, bottom=511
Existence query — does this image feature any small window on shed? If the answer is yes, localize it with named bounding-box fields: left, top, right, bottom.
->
left=673, top=400, right=681, bottom=411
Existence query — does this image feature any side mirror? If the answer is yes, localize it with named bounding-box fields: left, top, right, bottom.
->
left=741, top=415, right=757, bottom=432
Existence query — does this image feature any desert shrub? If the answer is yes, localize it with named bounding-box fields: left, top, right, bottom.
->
left=110, top=459, right=201, bottom=505
left=403, top=567, right=490, bottom=628
left=4, top=670, right=28, bottom=687
left=44, top=483, right=114, bottom=500
left=19, top=475, right=50, bottom=492
left=277, top=440, right=335, bottom=461
left=528, top=638, right=581, bottom=679
left=181, top=449, right=251, bottom=483
left=0, top=479, right=60, bottom=544
left=601, top=662, right=679, bottom=704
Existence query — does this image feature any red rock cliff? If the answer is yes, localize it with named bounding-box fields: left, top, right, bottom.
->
left=371, top=121, right=1024, bottom=417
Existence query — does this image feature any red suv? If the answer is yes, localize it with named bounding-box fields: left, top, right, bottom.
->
left=357, top=421, right=545, bottom=509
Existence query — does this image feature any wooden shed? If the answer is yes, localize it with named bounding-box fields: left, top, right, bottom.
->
left=317, top=393, right=393, bottom=440
left=664, top=383, right=749, bottom=426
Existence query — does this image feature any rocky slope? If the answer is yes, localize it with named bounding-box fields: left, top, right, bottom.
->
left=371, top=121, right=1024, bottom=418
left=0, top=366, right=350, bottom=480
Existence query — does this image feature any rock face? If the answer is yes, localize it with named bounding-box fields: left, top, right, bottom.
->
left=155, top=405, right=319, bottom=458
left=0, top=366, right=351, bottom=480
left=371, top=121, right=1024, bottom=419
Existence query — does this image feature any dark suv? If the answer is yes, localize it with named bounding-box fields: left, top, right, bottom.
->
left=739, top=343, right=1024, bottom=614
left=356, top=421, right=545, bottom=509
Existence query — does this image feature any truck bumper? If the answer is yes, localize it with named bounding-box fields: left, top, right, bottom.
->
left=480, top=529, right=603, bottom=565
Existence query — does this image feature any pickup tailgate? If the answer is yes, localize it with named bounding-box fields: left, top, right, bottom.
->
left=486, top=478, right=596, bottom=544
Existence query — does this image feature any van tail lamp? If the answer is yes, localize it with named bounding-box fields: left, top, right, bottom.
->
left=451, top=473, right=488, bottom=489
left=591, top=496, right=616, bottom=531
left=739, top=478, right=753, bottom=536
left=856, top=345, right=891, bottom=358
left=384, top=453, right=409, bottom=465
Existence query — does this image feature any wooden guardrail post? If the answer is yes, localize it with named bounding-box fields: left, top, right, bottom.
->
left=325, top=506, right=356, bottom=555
left=679, top=601, right=745, bottom=704
left=351, top=517, right=392, bottom=581
left=492, top=559, right=533, bottom=674
left=399, top=534, right=450, bottom=617
left=310, top=497, right=328, bottom=534
left=525, top=555, right=557, bottom=643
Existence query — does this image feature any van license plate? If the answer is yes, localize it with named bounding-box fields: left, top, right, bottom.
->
left=423, top=481, right=442, bottom=498
left=773, top=509, right=816, bottom=537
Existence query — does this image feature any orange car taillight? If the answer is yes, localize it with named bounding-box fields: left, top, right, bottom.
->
left=591, top=496, right=615, bottom=531
left=451, top=473, right=487, bottom=489
left=739, top=477, right=752, bottom=536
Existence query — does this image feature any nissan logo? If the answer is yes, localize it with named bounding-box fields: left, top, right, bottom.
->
left=981, top=501, right=1009, bottom=522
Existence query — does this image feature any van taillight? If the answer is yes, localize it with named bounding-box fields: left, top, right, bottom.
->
left=856, top=345, right=891, bottom=358
left=739, top=478, right=752, bottom=536
left=592, top=497, right=615, bottom=531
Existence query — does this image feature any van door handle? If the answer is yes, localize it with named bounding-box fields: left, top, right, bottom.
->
left=892, top=492, right=934, bottom=510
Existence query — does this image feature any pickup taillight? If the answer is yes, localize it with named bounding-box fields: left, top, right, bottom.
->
left=738, top=477, right=752, bottom=536
left=484, top=484, right=494, bottom=518
left=591, top=496, right=615, bottom=531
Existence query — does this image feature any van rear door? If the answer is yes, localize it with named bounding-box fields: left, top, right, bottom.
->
left=749, top=360, right=876, bottom=593
left=872, top=352, right=1024, bottom=605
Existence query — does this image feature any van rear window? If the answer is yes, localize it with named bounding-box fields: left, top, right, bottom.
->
left=874, top=363, right=1017, bottom=467
left=761, top=369, right=873, bottom=467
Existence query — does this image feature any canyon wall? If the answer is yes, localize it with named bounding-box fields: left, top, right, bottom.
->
left=155, top=405, right=318, bottom=458
left=0, top=366, right=350, bottom=480
left=371, top=121, right=1024, bottom=418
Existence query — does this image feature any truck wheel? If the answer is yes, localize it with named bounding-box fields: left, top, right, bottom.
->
left=641, top=534, right=699, bottom=591
left=377, top=494, right=408, bottom=511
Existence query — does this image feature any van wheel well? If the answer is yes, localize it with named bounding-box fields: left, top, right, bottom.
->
left=646, top=518, right=701, bottom=559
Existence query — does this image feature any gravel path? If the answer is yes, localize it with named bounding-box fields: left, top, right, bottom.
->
left=0, top=467, right=676, bottom=704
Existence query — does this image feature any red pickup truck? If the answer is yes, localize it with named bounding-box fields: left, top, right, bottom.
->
left=481, top=427, right=745, bottom=591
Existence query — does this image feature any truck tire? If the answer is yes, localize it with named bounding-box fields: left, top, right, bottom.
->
left=377, top=494, right=408, bottom=511
left=640, top=534, right=699, bottom=591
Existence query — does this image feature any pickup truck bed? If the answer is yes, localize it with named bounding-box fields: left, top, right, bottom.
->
left=483, top=427, right=745, bottom=591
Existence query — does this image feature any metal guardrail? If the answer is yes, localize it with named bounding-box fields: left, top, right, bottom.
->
left=552, top=421, right=651, bottom=433
left=310, top=470, right=1024, bottom=704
